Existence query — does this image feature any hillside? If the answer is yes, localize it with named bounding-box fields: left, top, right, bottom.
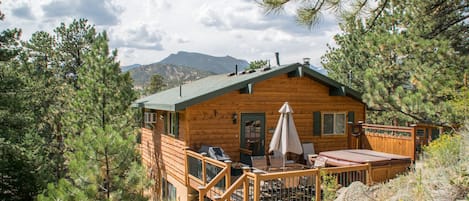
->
left=121, top=64, right=141, bottom=72
left=159, top=51, right=249, bottom=74
left=129, top=63, right=215, bottom=89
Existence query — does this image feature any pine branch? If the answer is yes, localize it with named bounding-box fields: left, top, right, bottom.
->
left=366, top=0, right=389, bottom=31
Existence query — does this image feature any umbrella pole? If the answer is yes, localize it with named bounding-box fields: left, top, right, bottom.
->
left=283, top=154, right=286, bottom=170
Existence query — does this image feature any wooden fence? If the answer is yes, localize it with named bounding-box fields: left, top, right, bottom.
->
left=358, top=123, right=441, bottom=161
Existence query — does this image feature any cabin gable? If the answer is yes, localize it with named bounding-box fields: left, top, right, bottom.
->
left=185, top=73, right=365, bottom=162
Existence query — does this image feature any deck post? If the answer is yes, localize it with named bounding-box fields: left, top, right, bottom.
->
left=184, top=147, right=190, bottom=186
left=357, top=121, right=364, bottom=149
left=315, top=168, right=321, bottom=201
left=224, top=160, right=232, bottom=191
left=366, top=162, right=372, bottom=185
left=198, top=186, right=206, bottom=201
left=410, top=124, right=417, bottom=161
left=242, top=167, right=250, bottom=201
left=201, top=152, right=207, bottom=185
left=252, top=172, right=261, bottom=201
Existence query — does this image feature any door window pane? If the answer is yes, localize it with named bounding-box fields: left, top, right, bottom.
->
left=244, top=120, right=261, bottom=153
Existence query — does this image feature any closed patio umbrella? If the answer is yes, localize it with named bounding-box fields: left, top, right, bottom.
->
left=268, top=102, right=303, bottom=168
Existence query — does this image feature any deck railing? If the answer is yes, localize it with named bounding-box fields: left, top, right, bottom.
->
left=361, top=123, right=417, bottom=160
left=185, top=149, right=231, bottom=200
left=185, top=149, right=371, bottom=201
left=214, top=164, right=371, bottom=201
left=362, top=124, right=414, bottom=137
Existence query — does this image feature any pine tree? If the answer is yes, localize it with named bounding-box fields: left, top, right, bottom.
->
left=245, top=60, right=268, bottom=70
left=144, top=74, right=166, bottom=95
left=39, top=33, right=150, bottom=201
left=321, top=0, right=468, bottom=125
left=0, top=11, right=56, bottom=200
left=261, top=0, right=468, bottom=125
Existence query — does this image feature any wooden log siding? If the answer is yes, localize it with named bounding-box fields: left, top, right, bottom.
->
left=186, top=74, right=365, bottom=162
left=140, top=128, right=155, bottom=171
left=140, top=112, right=188, bottom=186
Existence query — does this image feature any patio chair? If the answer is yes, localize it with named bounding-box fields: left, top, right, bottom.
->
left=269, top=155, right=283, bottom=170
left=302, top=143, right=317, bottom=166
left=250, top=156, right=268, bottom=172
left=313, top=156, right=327, bottom=168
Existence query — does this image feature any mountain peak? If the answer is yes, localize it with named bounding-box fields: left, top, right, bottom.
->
left=159, top=51, right=249, bottom=74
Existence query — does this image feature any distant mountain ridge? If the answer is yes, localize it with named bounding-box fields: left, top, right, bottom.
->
left=159, top=51, right=249, bottom=74
left=121, top=64, right=141, bottom=72
left=125, top=51, right=249, bottom=90
left=129, top=63, right=215, bottom=89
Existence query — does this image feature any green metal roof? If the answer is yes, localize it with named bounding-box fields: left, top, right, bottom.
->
left=132, top=63, right=362, bottom=111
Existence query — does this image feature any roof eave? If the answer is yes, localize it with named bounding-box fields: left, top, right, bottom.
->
left=301, top=66, right=363, bottom=102
left=131, top=101, right=176, bottom=111
left=173, top=63, right=303, bottom=110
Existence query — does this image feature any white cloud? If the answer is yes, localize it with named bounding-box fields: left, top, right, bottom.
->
left=0, top=0, right=341, bottom=67
left=109, top=23, right=165, bottom=50
left=41, top=0, right=122, bottom=26
left=12, top=4, right=35, bottom=20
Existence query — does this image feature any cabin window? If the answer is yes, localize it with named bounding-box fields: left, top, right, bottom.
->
left=144, top=112, right=157, bottom=124
left=144, top=110, right=156, bottom=129
left=322, top=112, right=346, bottom=135
left=164, top=112, right=179, bottom=137
left=162, top=178, right=177, bottom=200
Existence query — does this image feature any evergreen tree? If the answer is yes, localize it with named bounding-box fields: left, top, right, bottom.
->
left=39, top=33, right=150, bottom=201
left=245, top=60, right=268, bottom=70
left=260, top=0, right=392, bottom=28
left=144, top=74, right=166, bottom=95
left=54, top=19, right=97, bottom=87
left=20, top=19, right=101, bottom=182
left=320, top=0, right=468, bottom=125
left=262, top=0, right=468, bottom=125
left=0, top=9, right=54, bottom=200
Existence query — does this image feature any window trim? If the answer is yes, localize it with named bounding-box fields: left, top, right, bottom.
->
left=164, top=111, right=179, bottom=137
left=322, top=112, right=346, bottom=136
left=144, top=112, right=157, bottom=124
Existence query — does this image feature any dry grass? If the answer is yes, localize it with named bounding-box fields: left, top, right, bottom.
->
left=372, top=125, right=469, bottom=201
left=336, top=124, right=469, bottom=201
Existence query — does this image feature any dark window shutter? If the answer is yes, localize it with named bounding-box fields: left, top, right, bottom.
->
left=141, top=108, right=145, bottom=128
left=313, top=112, right=321, bottom=136
left=348, top=111, right=355, bottom=124
left=163, top=113, right=168, bottom=133
left=174, top=112, right=179, bottom=137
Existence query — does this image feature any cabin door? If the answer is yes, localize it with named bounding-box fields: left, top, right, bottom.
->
left=240, top=113, right=265, bottom=164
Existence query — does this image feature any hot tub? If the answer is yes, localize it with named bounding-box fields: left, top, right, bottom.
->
left=318, top=149, right=411, bottom=183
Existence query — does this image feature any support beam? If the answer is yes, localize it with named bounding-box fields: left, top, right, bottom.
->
left=240, top=83, right=254, bottom=94
left=329, top=86, right=346, bottom=96
left=287, top=67, right=303, bottom=78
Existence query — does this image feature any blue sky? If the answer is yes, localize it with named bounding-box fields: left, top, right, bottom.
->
left=0, top=0, right=341, bottom=67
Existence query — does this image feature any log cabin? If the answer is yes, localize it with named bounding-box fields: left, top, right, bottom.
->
left=133, top=62, right=370, bottom=200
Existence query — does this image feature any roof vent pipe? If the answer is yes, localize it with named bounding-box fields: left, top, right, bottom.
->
left=275, top=52, right=280, bottom=66
left=179, top=85, right=182, bottom=98
left=235, top=64, right=238, bottom=76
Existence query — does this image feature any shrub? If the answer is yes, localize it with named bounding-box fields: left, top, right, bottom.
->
left=423, top=134, right=461, bottom=168
left=321, top=171, right=339, bottom=201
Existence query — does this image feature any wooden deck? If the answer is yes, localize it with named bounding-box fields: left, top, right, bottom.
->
left=185, top=149, right=372, bottom=201
left=140, top=122, right=441, bottom=200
